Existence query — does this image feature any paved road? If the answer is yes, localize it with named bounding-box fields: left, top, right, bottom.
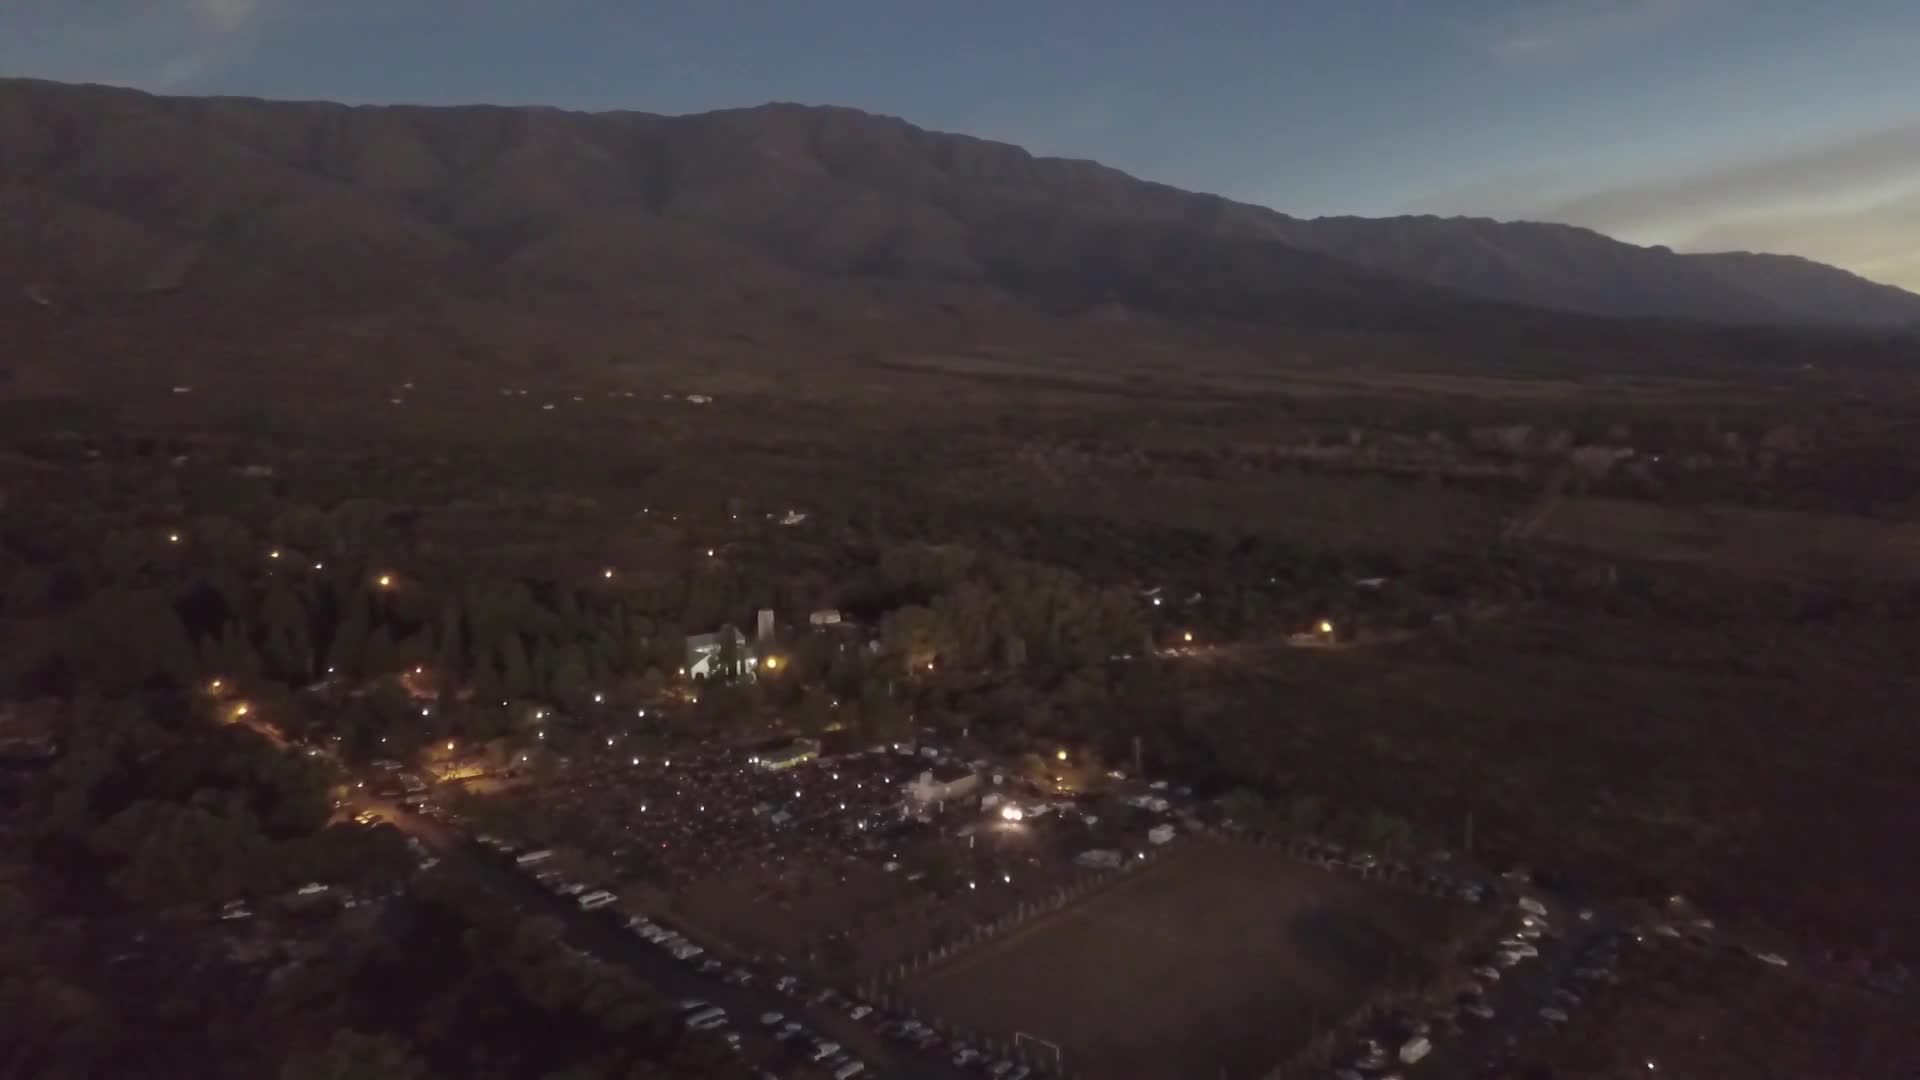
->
left=355, top=795, right=975, bottom=1080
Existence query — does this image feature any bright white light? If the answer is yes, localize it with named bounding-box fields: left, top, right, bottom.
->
left=593, top=693, right=604, bottom=703
left=1000, top=805, right=1025, bottom=822
left=1003, top=873, right=1011, bottom=884
left=968, top=881, right=977, bottom=890
left=631, top=757, right=639, bottom=766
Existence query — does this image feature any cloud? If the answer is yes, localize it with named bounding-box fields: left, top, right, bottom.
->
left=1685, top=188, right=1920, bottom=291
left=0, top=0, right=272, bottom=90
left=1538, top=117, right=1920, bottom=236
left=1470, top=0, right=1730, bottom=61
left=153, top=0, right=270, bottom=88
left=1451, top=116, right=1920, bottom=291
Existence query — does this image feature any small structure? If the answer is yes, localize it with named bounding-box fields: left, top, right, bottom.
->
left=778, top=510, right=808, bottom=526
left=0, top=699, right=60, bottom=764
left=685, top=394, right=712, bottom=405
left=749, top=739, right=820, bottom=771
left=809, top=609, right=842, bottom=627
left=904, top=764, right=979, bottom=807
left=756, top=608, right=776, bottom=643
left=1148, top=824, right=1176, bottom=845
left=686, top=625, right=754, bottom=680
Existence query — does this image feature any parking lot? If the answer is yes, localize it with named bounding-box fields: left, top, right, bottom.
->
left=468, top=740, right=1210, bottom=977
left=903, top=842, right=1451, bottom=1080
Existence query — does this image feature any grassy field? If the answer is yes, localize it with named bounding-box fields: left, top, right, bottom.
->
left=904, top=843, right=1447, bottom=1080
left=1536, top=496, right=1920, bottom=581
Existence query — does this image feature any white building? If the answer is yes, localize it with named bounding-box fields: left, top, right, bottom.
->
left=685, top=625, right=755, bottom=680
left=904, top=765, right=979, bottom=807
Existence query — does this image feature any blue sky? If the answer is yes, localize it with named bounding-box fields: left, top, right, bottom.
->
left=4, top=0, right=1917, bottom=288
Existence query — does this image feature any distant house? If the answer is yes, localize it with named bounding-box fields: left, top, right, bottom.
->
left=0, top=699, right=61, bottom=764
left=686, top=625, right=754, bottom=680
left=685, top=394, right=712, bottom=405
left=905, top=765, right=979, bottom=806
left=808, top=609, right=842, bottom=627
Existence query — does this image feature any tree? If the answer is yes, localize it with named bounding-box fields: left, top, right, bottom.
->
left=1287, top=794, right=1324, bottom=835
left=797, top=686, right=835, bottom=736
left=1219, top=787, right=1268, bottom=827
left=857, top=681, right=908, bottom=744
left=281, top=1030, right=429, bottom=1080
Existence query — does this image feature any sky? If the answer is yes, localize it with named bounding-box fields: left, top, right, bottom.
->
left=3, top=0, right=1917, bottom=290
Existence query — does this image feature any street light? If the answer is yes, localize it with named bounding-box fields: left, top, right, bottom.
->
left=1056, top=749, right=1068, bottom=762
left=1182, top=631, right=1193, bottom=643
left=1317, top=619, right=1334, bottom=635
left=208, top=678, right=224, bottom=693
left=167, top=532, right=181, bottom=544
left=268, top=549, right=281, bottom=560
left=376, top=574, right=393, bottom=589
left=603, top=568, right=615, bottom=580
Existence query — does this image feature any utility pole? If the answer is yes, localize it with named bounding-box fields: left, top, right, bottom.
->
left=1463, top=809, right=1474, bottom=857
left=1132, top=735, right=1144, bottom=777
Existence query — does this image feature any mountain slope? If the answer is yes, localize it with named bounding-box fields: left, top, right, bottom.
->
left=1271, top=215, right=1920, bottom=329
left=1, top=76, right=1916, bottom=333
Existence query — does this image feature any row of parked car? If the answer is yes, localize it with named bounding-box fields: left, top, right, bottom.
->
left=1328, top=897, right=1579, bottom=1079
left=481, top=830, right=1046, bottom=1079
left=1297, top=839, right=1490, bottom=906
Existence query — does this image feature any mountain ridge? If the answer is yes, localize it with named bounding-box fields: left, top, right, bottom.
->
left=2, top=76, right=1916, bottom=333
